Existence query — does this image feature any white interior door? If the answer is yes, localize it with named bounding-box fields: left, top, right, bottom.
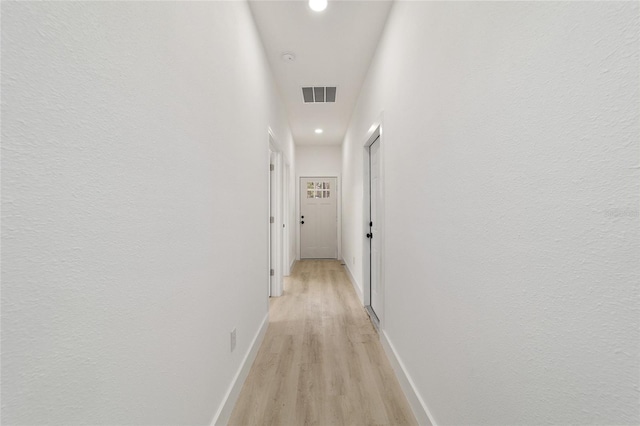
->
left=368, top=138, right=381, bottom=319
left=269, top=152, right=276, bottom=296
left=300, top=177, right=337, bottom=259
left=268, top=139, right=284, bottom=297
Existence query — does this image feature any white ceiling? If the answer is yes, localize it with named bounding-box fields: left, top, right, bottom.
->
left=249, top=0, right=393, bottom=146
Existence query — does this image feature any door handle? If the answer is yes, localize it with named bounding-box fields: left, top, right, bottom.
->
left=301, top=221, right=305, bottom=224
left=366, top=233, right=372, bottom=239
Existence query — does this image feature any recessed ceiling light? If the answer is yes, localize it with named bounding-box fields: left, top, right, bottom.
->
left=315, top=128, right=323, bottom=134
left=309, top=0, right=327, bottom=12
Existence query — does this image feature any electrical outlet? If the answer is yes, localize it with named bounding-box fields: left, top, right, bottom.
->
left=230, top=328, right=236, bottom=353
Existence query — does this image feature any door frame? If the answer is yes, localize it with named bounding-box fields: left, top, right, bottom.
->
left=283, top=162, right=292, bottom=276
left=268, top=132, right=284, bottom=297
left=362, top=121, right=385, bottom=327
left=298, top=176, right=340, bottom=260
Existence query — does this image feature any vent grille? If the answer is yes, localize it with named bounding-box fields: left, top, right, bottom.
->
left=302, top=86, right=336, bottom=103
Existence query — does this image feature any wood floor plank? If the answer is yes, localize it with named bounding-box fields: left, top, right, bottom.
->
left=227, top=260, right=416, bottom=426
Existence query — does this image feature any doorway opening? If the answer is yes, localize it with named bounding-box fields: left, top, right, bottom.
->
left=363, top=125, right=383, bottom=326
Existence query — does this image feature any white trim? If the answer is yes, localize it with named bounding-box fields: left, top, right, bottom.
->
left=379, top=330, right=437, bottom=426
left=289, top=258, right=297, bottom=272
left=342, top=261, right=363, bottom=303
left=210, top=313, right=269, bottom=426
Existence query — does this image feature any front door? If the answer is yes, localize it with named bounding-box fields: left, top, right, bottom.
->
left=300, top=177, right=337, bottom=259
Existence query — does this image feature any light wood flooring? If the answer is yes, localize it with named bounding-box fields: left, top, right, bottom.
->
left=228, top=260, right=416, bottom=426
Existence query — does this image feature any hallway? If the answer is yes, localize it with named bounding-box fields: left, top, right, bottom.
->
left=228, top=260, right=416, bottom=426
left=2, top=2, right=638, bottom=424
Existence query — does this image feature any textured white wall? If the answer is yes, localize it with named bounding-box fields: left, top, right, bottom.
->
left=342, top=2, right=639, bottom=424
left=295, top=145, right=342, bottom=178
left=1, top=2, right=293, bottom=425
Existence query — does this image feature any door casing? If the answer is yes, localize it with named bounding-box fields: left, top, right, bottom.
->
left=362, top=122, right=384, bottom=327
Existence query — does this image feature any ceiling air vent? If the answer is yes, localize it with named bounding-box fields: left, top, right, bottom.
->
left=302, top=86, right=336, bottom=103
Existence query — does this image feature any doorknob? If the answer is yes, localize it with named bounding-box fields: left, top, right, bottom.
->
left=301, top=220, right=305, bottom=224
left=366, top=233, right=372, bottom=239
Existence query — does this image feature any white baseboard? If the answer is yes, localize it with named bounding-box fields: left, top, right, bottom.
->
left=210, top=313, right=269, bottom=426
left=379, top=330, right=437, bottom=426
left=289, top=258, right=296, bottom=272
left=342, top=261, right=363, bottom=303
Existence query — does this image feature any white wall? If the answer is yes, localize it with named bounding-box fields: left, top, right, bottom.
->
left=281, top=146, right=298, bottom=274
left=342, top=2, right=639, bottom=425
left=1, top=2, right=294, bottom=425
left=296, top=145, right=342, bottom=177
